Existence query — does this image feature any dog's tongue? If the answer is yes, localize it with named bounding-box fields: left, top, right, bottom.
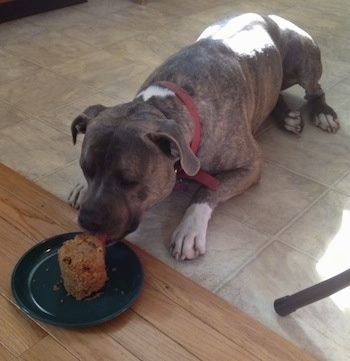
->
left=86, top=233, right=109, bottom=246
left=96, top=234, right=108, bottom=244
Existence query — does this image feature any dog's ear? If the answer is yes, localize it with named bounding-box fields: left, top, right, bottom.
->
left=147, top=119, right=200, bottom=176
left=71, top=104, right=107, bottom=145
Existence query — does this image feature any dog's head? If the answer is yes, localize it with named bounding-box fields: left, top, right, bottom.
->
left=71, top=102, right=200, bottom=240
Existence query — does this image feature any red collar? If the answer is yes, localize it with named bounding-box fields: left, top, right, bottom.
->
left=156, top=81, right=219, bottom=191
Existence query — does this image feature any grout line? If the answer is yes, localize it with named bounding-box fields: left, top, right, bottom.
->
left=212, top=185, right=333, bottom=294
left=214, top=165, right=350, bottom=293
left=33, top=158, right=80, bottom=182
left=212, top=236, right=276, bottom=294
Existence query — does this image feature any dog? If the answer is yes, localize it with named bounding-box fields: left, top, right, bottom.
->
left=69, top=13, right=339, bottom=260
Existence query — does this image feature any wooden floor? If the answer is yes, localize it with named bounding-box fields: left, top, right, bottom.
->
left=0, top=162, right=317, bottom=360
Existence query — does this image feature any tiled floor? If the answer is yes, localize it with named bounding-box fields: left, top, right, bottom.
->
left=1, top=0, right=350, bottom=360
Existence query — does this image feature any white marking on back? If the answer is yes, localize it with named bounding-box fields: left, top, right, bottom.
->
left=137, top=85, right=175, bottom=101
left=198, top=13, right=275, bottom=58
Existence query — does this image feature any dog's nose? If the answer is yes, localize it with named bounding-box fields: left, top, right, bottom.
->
left=78, top=210, right=103, bottom=232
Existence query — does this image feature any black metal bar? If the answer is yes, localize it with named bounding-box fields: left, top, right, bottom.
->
left=274, top=268, right=350, bottom=316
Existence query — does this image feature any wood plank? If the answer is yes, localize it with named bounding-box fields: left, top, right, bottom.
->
left=42, top=325, right=140, bottom=361
left=131, top=286, right=256, bottom=361
left=0, top=187, right=68, bottom=241
left=0, top=344, right=17, bottom=361
left=127, top=243, right=318, bottom=361
left=0, top=164, right=79, bottom=232
left=102, top=309, right=201, bottom=361
left=0, top=218, right=37, bottom=298
left=19, top=335, right=79, bottom=361
left=0, top=297, right=46, bottom=357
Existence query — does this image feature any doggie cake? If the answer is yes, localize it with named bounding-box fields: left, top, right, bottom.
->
left=58, top=233, right=108, bottom=300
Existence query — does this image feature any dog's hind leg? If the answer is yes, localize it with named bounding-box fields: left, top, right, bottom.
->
left=272, top=95, right=304, bottom=135
left=304, top=90, right=339, bottom=133
left=296, top=48, right=339, bottom=132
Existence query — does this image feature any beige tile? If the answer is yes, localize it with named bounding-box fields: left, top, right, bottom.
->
left=316, top=33, right=350, bottom=63
left=107, top=5, right=180, bottom=32
left=75, top=0, right=134, bottom=17
left=39, top=92, right=121, bottom=135
left=216, top=241, right=350, bottom=361
left=279, top=6, right=348, bottom=35
left=0, top=119, right=81, bottom=180
left=304, top=0, right=350, bottom=17
left=326, top=77, right=350, bottom=111
left=3, top=31, right=96, bottom=68
left=318, top=57, right=350, bottom=90
left=23, top=6, right=101, bottom=31
left=35, top=161, right=83, bottom=201
left=0, top=101, right=29, bottom=130
left=148, top=0, right=228, bottom=17
left=0, top=49, right=39, bottom=84
left=218, top=162, right=326, bottom=235
left=108, top=17, right=206, bottom=67
left=143, top=17, right=207, bottom=50
left=61, top=17, right=141, bottom=48
left=51, top=50, right=149, bottom=89
left=335, top=171, right=350, bottom=196
left=104, top=68, right=153, bottom=102
left=280, top=190, right=350, bottom=259
left=129, top=191, right=270, bottom=291
left=0, top=69, right=93, bottom=116
left=258, top=122, right=350, bottom=185
left=107, top=33, right=179, bottom=68
left=0, top=20, right=44, bottom=47
left=188, top=2, right=290, bottom=25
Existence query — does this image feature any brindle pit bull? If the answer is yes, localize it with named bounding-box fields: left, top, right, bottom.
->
left=69, top=13, right=339, bottom=260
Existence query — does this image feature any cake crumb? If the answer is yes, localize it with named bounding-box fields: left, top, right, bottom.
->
left=53, top=283, right=61, bottom=291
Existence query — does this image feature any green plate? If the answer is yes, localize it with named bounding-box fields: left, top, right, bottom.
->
left=11, top=232, right=143, bottom=327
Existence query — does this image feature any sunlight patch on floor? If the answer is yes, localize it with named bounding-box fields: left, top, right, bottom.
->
left=316, top=208, right=350, bottom=312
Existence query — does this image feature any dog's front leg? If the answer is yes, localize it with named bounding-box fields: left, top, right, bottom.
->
left=170, top=146, right=263, bottom=260
left=170, top=203, right=212, bottom=260
left=68, top=179, right=88, bottom=209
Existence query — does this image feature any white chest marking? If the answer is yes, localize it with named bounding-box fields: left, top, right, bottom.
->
left=136, top=85, right=175, bottom=101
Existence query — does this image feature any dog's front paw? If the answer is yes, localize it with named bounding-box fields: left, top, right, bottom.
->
left=170, top=203, right=212, bottom=260
left=313, top=112, right=339, bottom=133
left=68, top=182, right=87, bottom=209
